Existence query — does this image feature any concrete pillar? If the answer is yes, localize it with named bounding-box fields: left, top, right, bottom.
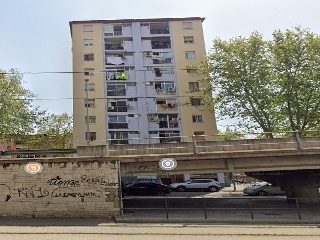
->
left=294, top=186, right=320, bottom=204
left=183, top=174, right=190, bottom=181
left=286, top=185, right=320, bottom=204
left=217, top=173, right=225, bottom=187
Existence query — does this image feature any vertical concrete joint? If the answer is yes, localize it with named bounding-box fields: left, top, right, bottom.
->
left=192, top=135, right=199, bottom=154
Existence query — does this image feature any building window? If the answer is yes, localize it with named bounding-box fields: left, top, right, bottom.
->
left=84, top=68, right=94, bottom=76
left=83, top=25, right=93, bottom=32
left=192, top=115, right=203, bottom=123
left=109, top=115, right=127, bottom=123
left=85, top=116, right=96, bottom=124
left=189, top=82, right=199, bottom=91
left=85, top=132, right=96, bottom=141
left=182, top=22, right=193, bottom=29
left=184, top=36, right=194, bottom=44
left=85, top=99, right=95, bottom=108
left=185, top=51, right=196, bottom=59
left=191, top=98, right=202, bottom=106
left=109, top=132, right=129, bottom=144
left=194, top=131, right=205, bottom=140
left=84, top=39, right=93, bottom=46
left=106, top=83, right=126, bottom=96
left=84, top=53, right=94, bottom=61
left=85, top=83, right=95, bottom=91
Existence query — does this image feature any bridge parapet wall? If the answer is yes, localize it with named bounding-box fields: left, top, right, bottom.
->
left=78, top=137, right=320, bottom=157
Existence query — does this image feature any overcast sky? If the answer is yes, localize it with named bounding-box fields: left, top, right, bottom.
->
left=1, top=0, right=319, bottom=128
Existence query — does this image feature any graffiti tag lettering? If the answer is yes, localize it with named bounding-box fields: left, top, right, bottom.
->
left=47, top=176, right=80, bottom=187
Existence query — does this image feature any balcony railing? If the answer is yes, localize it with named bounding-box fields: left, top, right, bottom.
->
left=105, top=44, right=124, bottom=50
left=158, top=121, right=179, bottom=128
left=110, top=139, right=128, bottom=145
left=155, top=88, right=176, bottom=95
left=107, top=106, right=128, bottom=112
left=114, top=31, right=122, bottom=36
left=106, top=90, right=126, bottom=96
left=150, top=29, right=170, bottom=34
left=108, top=123, right=128, bottom=129
left=106, top=71, right=127, bottom=80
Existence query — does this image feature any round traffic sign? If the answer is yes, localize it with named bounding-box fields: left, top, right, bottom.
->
left=24, top=162, right=43, bottom=174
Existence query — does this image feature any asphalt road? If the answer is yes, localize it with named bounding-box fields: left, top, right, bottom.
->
left=0, top=224, right=320, bottom=240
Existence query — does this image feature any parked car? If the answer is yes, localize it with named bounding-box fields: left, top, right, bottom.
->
left=122, top=178, right=162, bottom=186
left=169, top=179, right=221, bottom=192
left=243, top=182, right=286, bottom=196
left=122, top=182, right=170, bottom=196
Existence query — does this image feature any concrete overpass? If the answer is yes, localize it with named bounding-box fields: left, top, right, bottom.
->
left=77, top=136, right=320, bottom=200
left=2, top=136, right=320, bottom=200
left=77, top=136, right=320, bottom=175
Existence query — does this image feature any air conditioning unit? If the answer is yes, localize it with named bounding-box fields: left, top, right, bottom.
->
left=107, top=106, right=114, bottom=110
left=149, top=117, right=158, bottom=122
left=167, top=87, right=175, bottom=92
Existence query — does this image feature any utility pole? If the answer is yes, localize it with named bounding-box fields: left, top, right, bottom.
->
left=85, top=79, right=90, bottom=145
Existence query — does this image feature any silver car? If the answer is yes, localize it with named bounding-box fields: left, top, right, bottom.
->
left=170, top=179, right=221, bottom=192
left=243, top=182, right=286, bottom=196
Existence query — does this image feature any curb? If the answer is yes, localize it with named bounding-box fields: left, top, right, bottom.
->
left=115, top=218, right=320, bottom=225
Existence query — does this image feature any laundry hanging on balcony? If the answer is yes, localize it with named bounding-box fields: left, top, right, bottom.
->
left=106, top=57, right=124, bottom=65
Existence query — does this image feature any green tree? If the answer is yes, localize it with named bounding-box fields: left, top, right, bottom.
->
left=198, top=27, right=320, bottom=138
left=25, top=113, right=73, bottom=150
left=0, top=69, right=45, bottom=140
left=217, top=127, right=244, bottom=140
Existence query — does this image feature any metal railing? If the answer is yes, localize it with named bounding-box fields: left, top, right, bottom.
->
left=121, top=196, right=320, bottom=221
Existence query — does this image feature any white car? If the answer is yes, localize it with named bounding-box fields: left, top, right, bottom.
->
left=243, top=182, right=286, bottom=196
left=169, top=179, right=221, bottom=192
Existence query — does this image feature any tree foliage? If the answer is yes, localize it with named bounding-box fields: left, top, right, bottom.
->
left=0, top=69, right=45, bottom=140
left=199, top=27, right=320, bottom=138
left=17, top=113, right=73, bottom=150
left=217, top=127, right=245, bottom=141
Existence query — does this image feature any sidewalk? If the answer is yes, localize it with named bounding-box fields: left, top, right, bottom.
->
left=0, top=217, right=112, bottom=226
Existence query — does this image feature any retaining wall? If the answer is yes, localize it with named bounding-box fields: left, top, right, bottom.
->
left=0, top=157, right=120, bottom=218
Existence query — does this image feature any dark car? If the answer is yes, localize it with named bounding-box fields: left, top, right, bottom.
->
left=122, top=178, right=162, bottom=186
left=123, top=182, right=170, bottom=196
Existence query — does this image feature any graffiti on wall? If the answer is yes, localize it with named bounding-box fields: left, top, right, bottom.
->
left=0, top=175, right=118, bottom=201
left=0, top=184, right=11, bottom=202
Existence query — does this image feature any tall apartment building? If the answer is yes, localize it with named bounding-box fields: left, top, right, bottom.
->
left=69, top=17, right=218, bottom=147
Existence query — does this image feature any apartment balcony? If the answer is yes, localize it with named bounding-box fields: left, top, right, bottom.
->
left=155, top=87, right=176, bottom=96
left=106, top=89, right=126, bottom=96
left=149, top=119, right=179, bottom=130
left=156, top=103, right=178, bottom=112
left=105, top=55, right=134, bottom=66
left=140, top=23, right=170, bottom=37
left=104, top=25, right=132, bottom=37
left=109, top=132, right=140, bottom=145
left=107, top=102, right=136, bottom=113
left=108, top=122, right=128, bottom=129
left=107, top=106, right=128, bottom=112
left=106, top=70, right=134, bottom=81
left=144, top=68, right=175, bottom=80
left=105, top=41, right=133, bottom=52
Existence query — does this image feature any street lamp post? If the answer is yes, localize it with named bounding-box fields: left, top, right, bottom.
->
left=85, top=79, right=90, bottom=145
